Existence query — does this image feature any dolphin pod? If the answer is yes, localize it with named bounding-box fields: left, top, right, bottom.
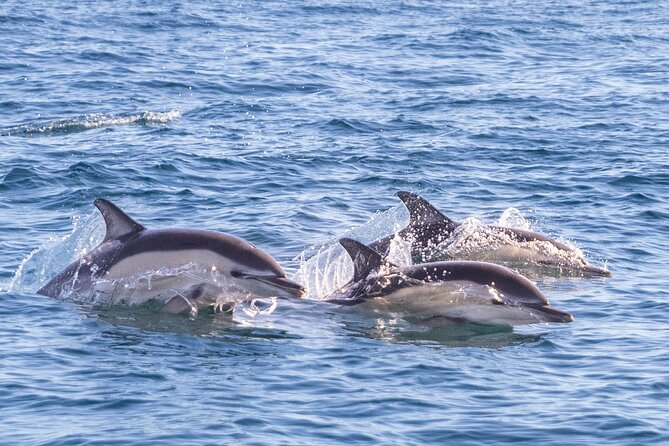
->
left=36, top=193, right=607, bottom=326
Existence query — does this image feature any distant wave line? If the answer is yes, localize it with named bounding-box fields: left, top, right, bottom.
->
left=1, top=110, right=181, bottom=136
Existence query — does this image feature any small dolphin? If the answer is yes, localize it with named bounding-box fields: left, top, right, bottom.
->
left=326, top=238, right=573, bottom=327
left=370, top=191, right=610, bottom=277
left=37, top=199, right=305, bottom=314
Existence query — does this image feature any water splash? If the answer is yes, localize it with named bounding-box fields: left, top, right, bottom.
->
left=7, top=211, right=104, bottom=294
left=429, top=215, right=607, bottom=276
left=435, top=216, right=526, bottom=259
left=82, top=264, right=277, bottom=320
left=496, top=207, right=532, bottom=230
left=293, top=206, right=533, bottom=298
left=293, top=204, right=413, bottom=298
left=1, top=110, right=181, bottom=136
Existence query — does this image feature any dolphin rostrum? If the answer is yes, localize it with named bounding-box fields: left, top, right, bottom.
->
left=325, top=238, right=573, bottom=326
left=369, top=191, right=610, bottom=277
left=37, top=199, right=305, bottom=314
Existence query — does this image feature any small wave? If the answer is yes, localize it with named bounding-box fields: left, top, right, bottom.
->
left=610, top=173, right=669, bottom=187
left=325, top=118, right=382, bottom=133
left=322, top=117, right=438, bottom=134
left=0, top=100, right=21, bottom=110
left=1, top=110, right=181, bottom=136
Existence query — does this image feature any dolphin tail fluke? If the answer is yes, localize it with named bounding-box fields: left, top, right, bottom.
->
left=94, top=198, right=146, bottom=243
left=395, top=191, right=456, bottom=231
left=339, top=238, right=395, bottom=282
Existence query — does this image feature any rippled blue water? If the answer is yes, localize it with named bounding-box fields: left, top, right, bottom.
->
left=2, top=1, right=668, bottom=444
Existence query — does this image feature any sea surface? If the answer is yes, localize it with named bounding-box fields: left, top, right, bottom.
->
left=1, top=1, right=668, bottom=444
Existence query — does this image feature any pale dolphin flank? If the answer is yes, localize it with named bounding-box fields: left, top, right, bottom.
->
left=325, top=238, right=573, bottom=327
left=37, top=199, right=305, bottom=314
left=370, top=191, right=610, bottom=277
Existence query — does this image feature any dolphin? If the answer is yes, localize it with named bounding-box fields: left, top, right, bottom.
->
left=369, top=191, right=610, bottom=277
left=324, top=238, right=573, bottom=326
left=37, top=199, right=305, bottom=314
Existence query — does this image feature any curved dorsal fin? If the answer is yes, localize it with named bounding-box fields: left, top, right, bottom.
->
left=339, top=238, right=394, bottom=282
left=396, top=191, right=455, bottom=229
left=94, top=198, right=145, bottom=243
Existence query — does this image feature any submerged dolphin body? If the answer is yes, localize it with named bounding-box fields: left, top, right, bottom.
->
left=326, top=238, right=573, bottom=327
left=370, top=191, right=610, bottom=277
left=37, top=199, right=305, bottom=314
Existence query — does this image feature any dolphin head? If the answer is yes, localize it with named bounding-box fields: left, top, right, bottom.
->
left=203, top=234, right=306, bottom=299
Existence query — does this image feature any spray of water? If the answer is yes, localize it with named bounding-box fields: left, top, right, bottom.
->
left=293, top=204, right=414, bottom=298
left=7, top=212, right=104, bottom=294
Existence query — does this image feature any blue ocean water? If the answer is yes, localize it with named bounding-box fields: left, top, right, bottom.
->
left=1, top=0, right=668, bottom=444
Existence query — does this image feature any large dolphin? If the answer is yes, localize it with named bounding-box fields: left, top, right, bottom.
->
left=325, top=238, right=573, bottom=326
left=37, top=199, right=305, bottom=314
left=369, top=191, right=610, bottom=277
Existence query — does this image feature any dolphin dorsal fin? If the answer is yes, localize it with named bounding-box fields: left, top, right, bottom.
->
left=94, top=198, right=145, bottom=243
left=339, top=238, right=394, bottom=282
left=396, top=191, right=455, bottom=230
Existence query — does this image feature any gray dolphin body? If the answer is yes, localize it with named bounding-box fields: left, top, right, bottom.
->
left=326, top=238, right=573, bottom=326
left=369, top=191, right=610, bottom=277
left=37, top=199, right=305, bottom=313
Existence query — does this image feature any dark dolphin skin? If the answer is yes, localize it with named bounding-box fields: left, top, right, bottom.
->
left=369, top=191, right=611, bottom=277
left=326, top=238, right=573, bottom=325
left=37, top=199, right=305, bottom=302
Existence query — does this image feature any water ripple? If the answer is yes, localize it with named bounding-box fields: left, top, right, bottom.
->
left=0, top=0, right=668, bottom=444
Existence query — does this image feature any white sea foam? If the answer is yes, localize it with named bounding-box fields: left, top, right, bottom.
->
left=2, top=110, right=181, bottom=136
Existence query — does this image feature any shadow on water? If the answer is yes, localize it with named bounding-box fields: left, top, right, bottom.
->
left=83, top=300, right=297, bottom=340
left=329, top=306, right=542, bottom=348
left=394, top=320, right=541, bottom=348
left=83, top=297, right=539, bottom=348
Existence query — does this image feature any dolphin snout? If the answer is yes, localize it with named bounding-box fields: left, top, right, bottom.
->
left=264, top=276, right=306, bottom=298
left=581, top=264, right=612, bottom=277
left=536, top=306, right=574, bottom=323
left=230, top=271, right=306, bottom=298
